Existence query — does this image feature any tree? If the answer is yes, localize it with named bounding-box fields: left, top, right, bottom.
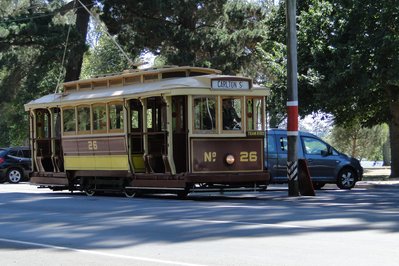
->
left=263, top=0, right=399, bottom=177
left=0, top=0, right=93, bottom=146
left=0, top=0, right=73, bottom=146
left=61, top=0, right=93, bottom=82
left=329, top=123, right=389, bottom=161
left=99, top=0, right=270, bottom=74
left=81, top=25, right=136, bottom=79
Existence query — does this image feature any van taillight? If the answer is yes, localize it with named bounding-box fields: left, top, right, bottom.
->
left=0, top=157, right=4, bottom=164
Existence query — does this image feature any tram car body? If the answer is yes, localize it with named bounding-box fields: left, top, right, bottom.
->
left=25, top=66, right=270, bottom=197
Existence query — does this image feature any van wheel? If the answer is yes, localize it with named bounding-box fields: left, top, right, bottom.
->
left=336, top=168, right=356, bottom=189
left=312, top=182, right=325, bottom=190
left=7, top=168, right=23, bottom=184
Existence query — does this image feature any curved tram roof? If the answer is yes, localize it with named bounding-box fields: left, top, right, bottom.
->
left=25, top=66, right=269, bottom=110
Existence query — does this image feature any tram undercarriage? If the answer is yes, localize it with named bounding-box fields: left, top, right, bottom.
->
left=30, top=170, right=269, bottom=197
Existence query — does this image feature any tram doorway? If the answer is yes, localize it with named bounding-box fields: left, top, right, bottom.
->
left=33, top=108, right=63, bottom=173
left=172, top=96, right=188, bottom=173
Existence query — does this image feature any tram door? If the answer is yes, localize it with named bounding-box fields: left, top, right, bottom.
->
left=34, top=108, right=63, bottom=172
left=129, top=99, right=145, bottom=172
left=146, top=97, right=167, bottom=173
left=172, top=96, right=188, bottom=173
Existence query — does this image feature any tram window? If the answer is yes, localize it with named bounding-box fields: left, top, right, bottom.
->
left=53, top=109, right=61, bottom=138
left=146, top=97, right=166, bottom=132
left=172, top=96, right=185, bottom=131
left=193, top=96, right=216, bottom=131
left=63, top=108, right=76, bottom=134
left=246, top=97, right=263, bottom=131
left=93, top=104, right=107, bottom=132
left=147, top=108, right=153, bottom=129
left=77, top=106, right=91, bottom=134
left=130, top=99, right=142, bottom=130
left=36, top=109, right=50, bottom=138
left=222, top=97, right=242, bottom=131
left=132, top=110, right=139, bottom=129
left=109, top=102, right=124, bottom=132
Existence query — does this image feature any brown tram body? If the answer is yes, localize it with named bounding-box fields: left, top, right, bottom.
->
left=25, top=66, right=270, bottom=197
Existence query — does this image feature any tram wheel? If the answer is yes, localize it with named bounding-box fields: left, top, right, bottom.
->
left=85, top=189, right=95, bottom=196
left=124, top=189, right=136, bottom=198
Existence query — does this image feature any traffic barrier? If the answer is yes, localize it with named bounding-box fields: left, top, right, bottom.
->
left=298, top=159, right=315, bottom=196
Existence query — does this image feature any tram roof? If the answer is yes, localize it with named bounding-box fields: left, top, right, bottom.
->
left=25, top=66, right=269, bottom=110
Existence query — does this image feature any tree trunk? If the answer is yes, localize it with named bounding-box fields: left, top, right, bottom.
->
left=64, top=0, right=93, bottom=82
left=388, top=85, right=399, bottom=177
left=382, top=137, right=391, bottom=166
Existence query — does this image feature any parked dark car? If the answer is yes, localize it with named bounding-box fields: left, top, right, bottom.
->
left=265, top=129, right=363, bottom=189
left=0, top=146, right=32, bottom=184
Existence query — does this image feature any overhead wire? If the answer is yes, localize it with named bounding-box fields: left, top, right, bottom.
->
left=76, top=0, right=135, bottom=67
left=0, top=3, right=95, bottom=24
left=54, top=1, right=77, bottom=94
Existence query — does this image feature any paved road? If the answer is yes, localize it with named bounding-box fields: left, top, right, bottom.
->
left=0, top=183, right=398, bottom=266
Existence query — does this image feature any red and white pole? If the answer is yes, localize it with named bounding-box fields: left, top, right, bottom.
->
left=286, top=0, right=299, bottom=196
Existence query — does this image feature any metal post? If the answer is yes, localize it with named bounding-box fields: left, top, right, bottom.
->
left=286, top=0, right=299, bottom=196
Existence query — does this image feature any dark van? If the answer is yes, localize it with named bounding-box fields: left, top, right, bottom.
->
left=265, top=129, right=363, bottom=189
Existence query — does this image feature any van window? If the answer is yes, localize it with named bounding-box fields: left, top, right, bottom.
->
left=278, top=136, right=288, bottom=153
left=302, top=137, right=328, bottom=155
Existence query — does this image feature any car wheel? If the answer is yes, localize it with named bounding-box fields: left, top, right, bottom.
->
left=7, top=168, right=23, bottom=184
left=336, top=168, right=357, bottom=189
left=312, top=182, right=325, bottom=190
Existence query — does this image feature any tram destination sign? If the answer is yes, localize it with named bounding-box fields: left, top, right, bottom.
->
left=211, top=78, right=251, bottom=90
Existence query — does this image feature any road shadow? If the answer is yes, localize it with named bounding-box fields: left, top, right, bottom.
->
left=0, top=186, right=398, bottom=250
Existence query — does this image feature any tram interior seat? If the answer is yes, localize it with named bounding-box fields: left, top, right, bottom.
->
left=36, top=156, right=45, bottom=173
left=162, top=154, right=171, bottom=174
left=143, top=153, right=167, bottom=174
left=51, top=155, right=62, bottom=172
left=143, top=154, right=154, bottom=173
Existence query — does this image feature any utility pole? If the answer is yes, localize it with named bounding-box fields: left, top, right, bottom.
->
left=286, top=0, right=299, bottom=196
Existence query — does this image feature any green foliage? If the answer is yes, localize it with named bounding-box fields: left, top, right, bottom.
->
left=81, top=32, right=134, bottom=79
left=99, top=0, right=269, bottom=74
left=328, top=123, right=389, bottom=161
left=264, top=0, right=399, bottom=176
left=0, top=0, right=77, bottom=146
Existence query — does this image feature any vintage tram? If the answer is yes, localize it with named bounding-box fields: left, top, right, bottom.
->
left=25, top=66, right=270, bottom=197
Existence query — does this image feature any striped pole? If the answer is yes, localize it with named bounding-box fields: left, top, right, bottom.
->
left=286, top=0, right=299, bottom=196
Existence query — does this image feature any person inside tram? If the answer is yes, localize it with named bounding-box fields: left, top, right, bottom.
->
left=222, top=98, right=241, bottom=130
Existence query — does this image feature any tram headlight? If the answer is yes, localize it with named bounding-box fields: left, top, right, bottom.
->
left=225, top=154, right=235, bottom=165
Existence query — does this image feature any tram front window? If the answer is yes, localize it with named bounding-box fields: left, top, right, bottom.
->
left=246, top=97, right=263, bottom=131
left=193, top=96, right=216, bottom=131
left=222, top=97, right=242, bottom=130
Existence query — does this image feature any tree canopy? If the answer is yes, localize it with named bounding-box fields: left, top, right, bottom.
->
left=263, top=0, right=399, bottom=176
left=99, top=0, right=270, bottom=74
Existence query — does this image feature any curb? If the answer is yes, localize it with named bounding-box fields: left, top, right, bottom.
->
left=356, top=181, right=399, bottom=189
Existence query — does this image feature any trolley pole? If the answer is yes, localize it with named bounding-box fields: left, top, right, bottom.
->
left=286, top=0, right=300, bottom=196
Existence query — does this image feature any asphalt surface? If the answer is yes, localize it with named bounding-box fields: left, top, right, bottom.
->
left=0, top=182, right=398, bottom=266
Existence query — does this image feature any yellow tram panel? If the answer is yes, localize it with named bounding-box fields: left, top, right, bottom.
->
left=64, top=155, right=129, bottom=171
